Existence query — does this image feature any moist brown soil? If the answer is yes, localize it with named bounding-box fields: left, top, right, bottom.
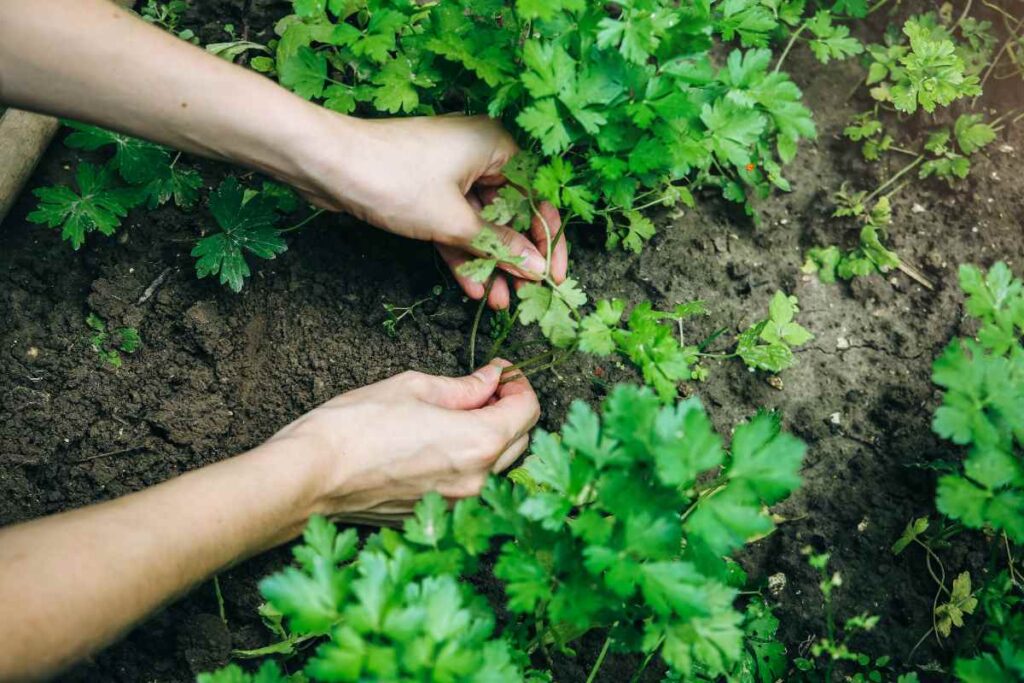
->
left=2, top=3, right=1024, bottom=682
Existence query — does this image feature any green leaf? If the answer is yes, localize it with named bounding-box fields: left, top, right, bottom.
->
left=403, top=492, right=450, bottom=547
left=64, top=121, right=171, bottom=184
left=279, top=45, right=327, bottom=99
left=727, top=412, right=805, bottom=504
left=28, top=162, right=141, bottom=249
left=517, top=99, right=572, bottom=155
left=891, top=517, right=929, bottom=555
left=191, top=177, right=287, bottom=292
left=954, top=114, right=998, bottom=155
left=517, top=283, right=578, bottom=347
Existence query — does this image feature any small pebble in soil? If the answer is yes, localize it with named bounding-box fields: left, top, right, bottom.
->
left=829, top=412, right=841, bottom=425
left=912, top=203, right=926, bottom=213
left=999, top=144, right=1015, bottom=153
left=857, top=518, right=869, bottom=533
left=836, top=336, right=850, bottom=350
left=768, top=572, right=787, bottom=598
left=766, top=375, right=784, bottom=391
left=25, top=346, right=39, bottom=361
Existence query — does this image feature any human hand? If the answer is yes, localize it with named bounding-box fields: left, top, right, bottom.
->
left=268, top=361, right=539, bottom=526
left=293, top=113, right=568, bottom=310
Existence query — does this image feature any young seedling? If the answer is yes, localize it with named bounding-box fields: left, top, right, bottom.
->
left=381, top=285, right=442, bottom=337
left=86, top=313, right=141, bottom=368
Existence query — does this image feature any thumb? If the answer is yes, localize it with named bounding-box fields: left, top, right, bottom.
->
left=418, top=363, right=502, bottom=410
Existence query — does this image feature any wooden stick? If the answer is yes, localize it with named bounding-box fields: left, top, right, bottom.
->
left=0, top=109, right=60, bottom=226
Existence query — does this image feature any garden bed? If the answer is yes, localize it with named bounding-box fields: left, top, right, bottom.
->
left=1, top=1, right=1022, bottom=681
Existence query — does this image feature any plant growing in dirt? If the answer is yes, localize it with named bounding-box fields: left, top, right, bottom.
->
left=200, top=383, right=806, bottom=682
left=808, top=9, right=1013, bottom=286
left=381, top=285, right=443, bottom=337
left=922, top=261, right=1024, bottom=681
left=85, top=313, right=141, bottom=368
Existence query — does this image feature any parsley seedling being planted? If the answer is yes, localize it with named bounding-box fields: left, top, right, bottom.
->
left=201, top=383, right=806, bottom=682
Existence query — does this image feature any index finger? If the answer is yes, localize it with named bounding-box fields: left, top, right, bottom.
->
left=472, top=359, right=540, bottom=442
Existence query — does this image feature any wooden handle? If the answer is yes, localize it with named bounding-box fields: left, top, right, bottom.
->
left=0, top=109, right=61, bottom=226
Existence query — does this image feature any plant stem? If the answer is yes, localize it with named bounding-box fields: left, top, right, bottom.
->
left=213, top=576, right=227, bottom=627
left=866, top=156, right=923, bottom=202
left=280, top=208, right=326, bottom=233
left=867, top=0, right=894, bottom=15
left=953, top=0, right=972, bottom=31
left=974, top=10, right=1024, bottom=106
left=774, top=21, right=808, bottom=74
left=585, top=635, right=613, bottom=683
left=629, top=645, right=661, bottom=683
left=467, top=275, right=497, bottom=371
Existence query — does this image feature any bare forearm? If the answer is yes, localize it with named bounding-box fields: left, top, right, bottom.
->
left=0, top=0, right=341, bottom=191
left=0, top=437, right=325, bottom=680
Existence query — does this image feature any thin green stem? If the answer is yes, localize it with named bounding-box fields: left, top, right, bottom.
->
left=280, top=208, right=326, bottom=233
left=467, top=275, right=497, bottom=371
left=953, top=0, right=972, bottom=31
left=630, top=641, right=663, bottom=683
left=585, top=634, right=613, bottom=683
left=774, top=21, right=808, bottom=73
left=213, top=576, right=227, bottom=627
left=866, top=156, right=923, bottom=203
left=867, top=0, right=894, bottom=15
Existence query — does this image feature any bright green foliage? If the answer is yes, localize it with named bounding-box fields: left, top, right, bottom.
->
left=577, top=300, right=708, bottom=401
left=805, top=11, right=864, bottom=64
left=736, top=291, right=814, bottom=373
left=199, top=387, right=802, bottom=679
left=866, top=17, right=981, bottom=114
left=803, top=195, right=899, bottom=283
left=730, top=599, right=787, bottom=683
left=28, top=163, right=143, bottom=250
left=197, top=661, right=300, bottom=683
left=919, top=115, right=998, bottom=185
left=496, top=385, right=804, bottom=678
left=85, top=313, right=141, bottom=368
left=271, top=0, right=816, bottom=236
left=201, top=386, right=805, bottom=682
left=191, top=177, right=289, bottom=293
left=843, top=111, right=892, bottom=161
left=932, top=263, right=1024, bottom=543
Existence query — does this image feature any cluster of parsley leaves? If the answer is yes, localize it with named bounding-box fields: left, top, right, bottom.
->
left=271, top=0, right=825, bottom=239
left=200, top=384, right=805, bottom=682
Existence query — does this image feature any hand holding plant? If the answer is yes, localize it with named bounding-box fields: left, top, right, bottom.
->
left=268, top=361, right=541, bottom=525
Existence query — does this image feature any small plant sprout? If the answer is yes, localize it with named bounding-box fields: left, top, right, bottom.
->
left=382, top=286, right=443, bottom=337
left=86, top=313, right=141, bottom=368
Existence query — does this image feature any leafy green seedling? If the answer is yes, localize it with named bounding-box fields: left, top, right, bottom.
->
left=382, top=286, right=442, bottom=337
left=28, top=163, right=143, bottom=250
left=932, top=263, right=1024, bottom=542
left=736, top=291, right=814, bottom=373
left=191, top=177, right=288, bottom=292
left=86, top=313, right=141, bottom=368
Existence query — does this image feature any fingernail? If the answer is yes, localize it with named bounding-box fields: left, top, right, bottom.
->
left=473, top=363, right=500, bottom=382
left=520, top=252, right=546, bottom=277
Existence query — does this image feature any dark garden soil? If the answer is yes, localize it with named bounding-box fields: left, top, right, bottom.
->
left=1, top=2, right=1023, bottom=682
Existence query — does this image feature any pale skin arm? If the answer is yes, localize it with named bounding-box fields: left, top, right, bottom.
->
left=0, top=364, right=540, bottom=680
left=0, top=0, right=568, bottom=309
